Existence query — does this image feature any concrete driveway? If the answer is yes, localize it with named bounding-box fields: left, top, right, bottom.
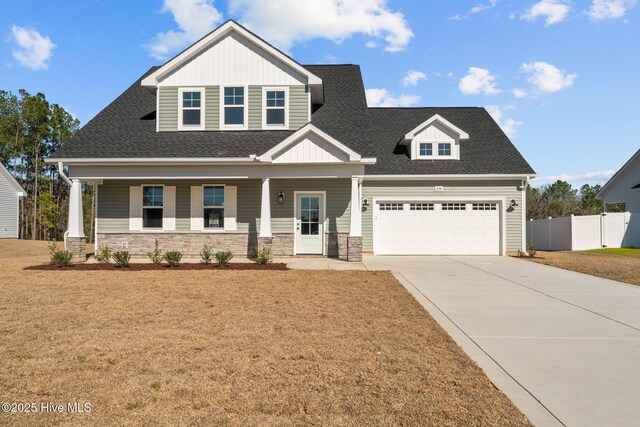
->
left=361, top=256, right=640, bottom=427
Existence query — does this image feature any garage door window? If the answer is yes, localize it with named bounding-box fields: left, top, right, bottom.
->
left=410, top=203, right=434, bottom=211
left=379, top=203, right=403, bottom=211
left=442, top=203, right=466, bottom=210
left=473, top=203, right=497, bottom=211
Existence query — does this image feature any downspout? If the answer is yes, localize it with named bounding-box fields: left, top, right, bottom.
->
left=522, top=176, right=530, bottom=254
left=58, top=162, right=72, bottom=248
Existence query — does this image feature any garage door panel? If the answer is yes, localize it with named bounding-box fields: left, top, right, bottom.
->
left=375, top=201, right=500, bottom=255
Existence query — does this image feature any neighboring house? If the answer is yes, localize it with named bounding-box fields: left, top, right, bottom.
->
left=598, top=149, right=640, bottom=213
left=47, top=20, right=535, bottom=262
left=0, top=163, right=26, bottom=239
left=597, top=149, right=640, bottom=247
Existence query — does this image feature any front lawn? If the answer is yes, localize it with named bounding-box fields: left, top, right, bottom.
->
left=523, top=250, right=640, bottom=286
left=0, top=240, right=529, bottom=426
left=586, top=248, right=640, bottom=257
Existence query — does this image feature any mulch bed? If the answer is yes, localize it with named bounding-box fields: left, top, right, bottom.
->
left=25, top=262, right=288, bottom=271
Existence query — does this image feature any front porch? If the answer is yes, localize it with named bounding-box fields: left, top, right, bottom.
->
left=67, top=176, right=364, bottom=262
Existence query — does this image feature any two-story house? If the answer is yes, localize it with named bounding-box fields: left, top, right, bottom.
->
left=48, top=20, right=535, bottom=262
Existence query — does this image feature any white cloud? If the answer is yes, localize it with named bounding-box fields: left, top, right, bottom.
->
left=365, top=88, right=420, bottom=107
left=10, top=25, right=56, bottom=70
left=513, top=88, right=528, bottom=98
left=485, top=105, right=522, bottom=138
left=459, top=67, right=500, bottom=95
left=521, top=61, right=577, bottom=93
left=229, top=0, right=413, bottom=52
left=531, top=170, right=615, bottom=185
left=145, top=0, right=223, bottom=60
left=522, top=0, right=570, bottom=26
left=471, top=0, right=500, bottom=14
left=402, top=70, right=427, bottom=87
left=588, top=0, right=637, bottom=20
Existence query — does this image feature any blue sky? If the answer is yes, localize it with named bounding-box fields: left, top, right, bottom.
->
left=1, top=0, right=638, bottom=187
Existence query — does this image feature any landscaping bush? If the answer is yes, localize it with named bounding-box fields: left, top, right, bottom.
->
left=163, top=251, right=183, bottom=268
left=256, top=247, right=271, bottom=265
left=147, top=239, right=163, bottom=265
left=214, top=250, right=233, bottom=267
left=200, top=244, right=213, bottom=264
left=113, top=251, right=131, bottom=268
left=526, top=241, right=537, bottom=258
left=94, top=244, right=112, bottom=263
left=49, top=242, right=73, bottom=268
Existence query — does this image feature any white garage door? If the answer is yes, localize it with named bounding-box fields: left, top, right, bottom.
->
left=374, top=202, right=500, bottom=255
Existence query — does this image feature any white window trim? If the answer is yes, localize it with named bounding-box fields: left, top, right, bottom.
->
left=412, top=139, right=459, bottom=160
left=262, top=86, right=289, bottom=130
left=220, top=85, right=248, bottom=130
left=178, top=88, right=205, bottom=131
left=202, top=184, right=226, bottom=232
left=141, top=184, right=165, bottom=231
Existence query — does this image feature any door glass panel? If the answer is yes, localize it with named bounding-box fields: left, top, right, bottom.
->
left=299, top=196, right=321, bottom=236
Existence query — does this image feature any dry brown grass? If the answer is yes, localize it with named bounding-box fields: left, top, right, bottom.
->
left=523, top=250, right=640, bottom=286
left=0, top=239, right=530, bottom=426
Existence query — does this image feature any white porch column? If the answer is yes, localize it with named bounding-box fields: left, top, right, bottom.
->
left=68, top=178, right=85, bottom=238
left=349, top=177, right=362, bottom=237
left=259, top=178, right=272, bottom=237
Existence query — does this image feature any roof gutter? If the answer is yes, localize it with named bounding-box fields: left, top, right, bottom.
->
left=47, top=156, right=259, bottom=166
left=362, top=174, right=537, bottom=181
left=57, top=162, right=73, bottom=186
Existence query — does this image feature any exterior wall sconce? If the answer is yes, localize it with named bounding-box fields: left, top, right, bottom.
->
left=278, top=192, right=285, bottom=204
left=362, top=198, right=369, bottom=206
left=510, top=199, right=518, bottom=207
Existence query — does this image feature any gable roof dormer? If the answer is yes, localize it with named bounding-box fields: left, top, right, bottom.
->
left=141, top=20, right=324, bottom=103
left=402, top=114, right=469, bottom=143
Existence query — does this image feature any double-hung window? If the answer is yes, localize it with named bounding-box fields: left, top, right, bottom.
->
left=143, top=186, right=163, bottom=229
left=223, top=87, right=245, bottom=128
left=179, top=89, right=204, bottom=130
left=263, top=88, right=288, bottom=128
left=203, top=186, right=225, bottom=229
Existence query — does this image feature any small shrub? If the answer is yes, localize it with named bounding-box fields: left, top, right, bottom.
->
left=94, top=244, right=112, bottom=263
left=526, top=241, right=537, bottom=258
left=163, top=250, right=183, bottom=268
left=256, top=246, right=271, bottom=265
left=214, top=250, right=234, bottom=267
left=200, top=244, right=213, bottom=264
left=49, top=242, right=73, bottom=268
left=147, top=239, right=163, bottom=265
left=113, top=251, right=131, bottom=268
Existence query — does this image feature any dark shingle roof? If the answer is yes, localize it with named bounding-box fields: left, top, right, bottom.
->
left=51, top=64, right=535, bottom=175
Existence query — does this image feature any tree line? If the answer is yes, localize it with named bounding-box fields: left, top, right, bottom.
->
left=526, top=180, right=622, bottom=220
left=0, top=89, right=95, bottom=241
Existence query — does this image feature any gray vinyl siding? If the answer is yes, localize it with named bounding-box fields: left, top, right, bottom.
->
left=289, top=85, right=309, bottom=129
left=158, top=87, right=178, bottom=131
left=0, top=175, right=20, bottom=238
left=97, top=180, right=261, bottom=233
left=265, top=179, right=351, bottom=234
left=248, top=86, right=262, bottom=129
left=97, top=178, right=351, bottom=235
left=361, top=180, right=524, bottom=253
left=158, top=85, right=308, bottom=131
left=205, top=86, right=219, bottom=130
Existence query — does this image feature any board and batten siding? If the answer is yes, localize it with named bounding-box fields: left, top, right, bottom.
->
left=0, top=174, right=20, bottom=238
left=157, top=85, right=308, bottom=132
left=361, top=180, right=524, bottom=253
left=96, top=178, right=351, bottom=235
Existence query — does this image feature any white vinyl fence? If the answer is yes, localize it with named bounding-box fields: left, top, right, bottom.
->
left=527, top=212, right=638, bottom=251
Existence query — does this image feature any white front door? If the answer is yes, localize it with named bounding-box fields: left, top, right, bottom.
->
left=295, top=194, right=324, bottom=254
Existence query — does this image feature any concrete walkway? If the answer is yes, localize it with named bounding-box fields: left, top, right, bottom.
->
left=287, top=255, right=640, bottom=427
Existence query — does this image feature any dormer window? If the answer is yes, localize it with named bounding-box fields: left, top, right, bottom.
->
left=438, top=143, right=451, bottom=156
left=263, top=87, right=288, bottom=129
left=403, top=115, right=468, bottom=161
left=222, top=86, right=247, bottom=129
left=178, top=88, right=205, bottom=130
